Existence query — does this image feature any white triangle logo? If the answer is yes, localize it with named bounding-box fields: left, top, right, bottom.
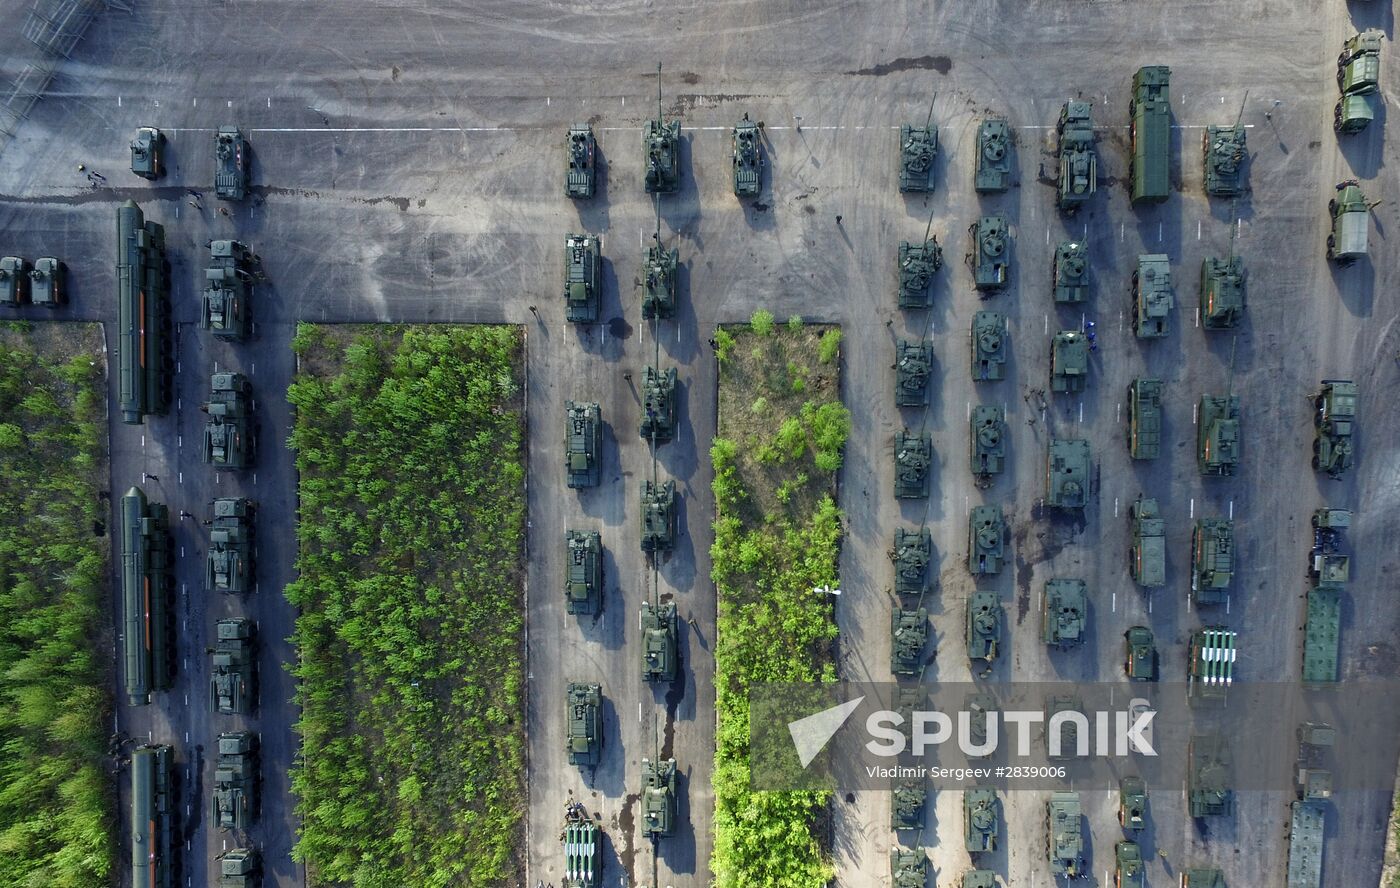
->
left=788, top=696, right=865, bottom=768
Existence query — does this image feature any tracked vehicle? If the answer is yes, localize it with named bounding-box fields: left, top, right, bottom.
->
left=209, top=619, right=256, bottom=715
left=131, top=126, right=165, bottom=179
left=1129, top=496, right=1165, bottom=588
left=892, top=527, right=932, bottom=595
left=891, top=847, right=928, bottom=888
left=974, top=117, right=1012, bottom=193
left=1056, top=101, right=1096, bottom=214
left=894, top=430, right=932, bottom=499
left=965, top=591, right=1002, bottom=669
left=967, top=215, right=1009, bottom=291
left=565, top=401, right=600, bottom=489
left=1191, top=518, right=1234, bottom=604
left=969, top=404, right=1006, bottom=480
left=643, top=118, right=680, bottom=194
left=640, top=480, right=676, bottom=554
left=564, top=234, right=601, bottom=323
left=641, top=757, right=677, bottom=837
left=207, top=497, right=254, bottom=594
left=1188, top=734, right=1234, bottom=816
left=1133, top=254, right=1173, bottom=338
left=899, top=114, right=938, bottom=193
left=566, top=682, right=602, bottom=767
left=1119, top=776, right=1147, bottom=830
left=1050, top=330, right=1088, bottom=393
left=640, top=602, right=678, bottom=683
left=639, top=366, right=677, bottom=443
left=1204, top=124, right=1247, bottom=196
left=895, top=339, right=933, bottom=406
left=1042, top=579, right=1087, bottom=648
left=898, top=237, right=942, bottom=309
left=1046, top=791, right=1084, bottom=877
left=1198, top=393, right=1241, bottom=476
left=890, top=607, right=928, bottom=676
left=565, top=530, right=602, bottom=616
left=732, top=116, right=761, bottom=196
left=1053, top=241, right=1088, bottom=304
left=1126, top=378, right=1163, bottom=459
left=1200, top=253, right=1245, bottom=330
left=642, top=235, right=677, bottom=320
left=970, top=311, right=1007, bottom=381
left=964, top=787, right=998, bottom=853
left=1045, top=438, right=1090, bottom=510
left=891, top=780, right=926, bottom=831
left=566, top=124, right=596, bottom=199
left=967, top=505, right=1004, bottom=576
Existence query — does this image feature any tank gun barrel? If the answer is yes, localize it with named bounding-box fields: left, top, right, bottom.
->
left=924, top=90, right=938, bottom=128
left=1234, top=89, right=1249, bottom=129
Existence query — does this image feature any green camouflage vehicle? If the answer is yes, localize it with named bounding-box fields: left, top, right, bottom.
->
left=121, top=488, right=172, bottom=707
left=207, top=497, right=254, bottom=594
left=1327, top=180, right=1372, bottom=264
left=1129, top=496, right=1165, bottom=588
left=1203, top=124, right=1246, bottom=196
left=565, top=530, right=602, bottom=616
left=969, top=404, right=1006, bottom=481
left=1181, top=868, right=1226, bottom=888
left=967, top=505, right=1004, bottom=576
left=1119, top=776, right=1147, bottom=830
left=1052, top=241, right=1088, bottom=304
left=1046, top=791, right=1084, bottom=877
left=212, top=731, right=257, bottom=831
left=1042, top=579, right=1087, bottom=648
left=1189, top=628, right=1237, bottom=699
left=1133, top=253, right=1173, bottom=338
left=1046, top=694, right=1084, bottom=759
left=1313, top=379, right=1356, bottom=478
left=966, top=591, right=1001, bottom=670
left=29, top=257, right=64, bottom=308
left=1188, top=734, right=1234, bottom=816
left=891, top=780, right=926, bottom=830
left=1200, top=253, right=1245, bottom=330
left=1045, top=438, right=1090, bottom=510
left=895, top=339, right=933, bottom=406
left=966, top=216, right=1009, bottom=291
left=565, top=124, right=596, bottom=199
left=898, top=237, right=942, bottom=309
left=131, top=745, right=174, bottom=888
left=639, top=366, right=677, bottom=443
left=1191, top=518, right=1234, bottom=604
left=562, top=804, right=601, bottom=888
left=1129, top=65, right=1171, bottom=204
left=564, top=234, right=601, bottom=323
left=130, top=126, right=165, bottom=179
left=1126, top=378, right=1163, bottom=459
left=640, top=480, right=676, bottom=554
left=1336, top=92, right=1377, bottom=135
left=217, top=848, right=259, bottom=888
left=1198, top=393, right=1241, bottom=476
left=203, top=240, right=253, bottom=340
left=643, top=119, right=680, bottom=194
left=1124, top=626, right=1157, bottom=681
left=1288, top=800, right=1325, bottom=888
left=898, top=120, right=937, bottom=193
left=974, top=117, right=1012, bottom=193
left=1050, top=330, right=1089, bottom=393
left=965, top=692, right=996, bottom=758
left=1335, top=30, right=1383, bottom=134
left=641, top=601, right=677, bottom=682
left=0, top=256, right=29, bottom=306
left=210, top=619, right=256, bottom=715
left=890, top=607, right=928, bottom=676
left=964, top=787, right=998, bottom=853
left=1056, top=101, right=1096, bottom=214
left=1295, top=722, right=1336, bottom=798
left=732, top=116, right=761, bottom=196
left=891, top=847, right=928, bottom=888
left=962, top=872, right=995, bottom=888
left=1309, top=507, right=1351, bottom=586
left=1116, top=840, right=1145, bottom=888
left=894, top=430, right=931, bottom=499
left=203, top=372, right=254, bottom=469
left=891, top=527, right=932, bottom=595
left=642, top=235, right=678, bottom=320
left=566, top=682, right=602, bottom=767
left=970, top=311, right=1007, bottom=381
left=565, top=401, right=601, bottom=488
left=215, top=126, right=248, bottom=200
left=640, top=757, right=677, bottom=837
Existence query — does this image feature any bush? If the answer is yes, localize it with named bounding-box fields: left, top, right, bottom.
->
left=714, top=329, right=736, bottom=362
left=787, top=315, right=803, bottom=332
left=750, top=309, right=775, bottom=336
left=818, top=329, right=842, bottom=364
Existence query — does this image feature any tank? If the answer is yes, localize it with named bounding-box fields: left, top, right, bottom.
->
left=891, top=527, right=931, bottom=595
left=1188, top=734, right=1234, bottom=816
left=1197, top=393, right=1241, bottom=476
left=1191, top=518, right=1234, bottom=604
left=1116, top=840, right=1146, bottom=888
left=122, top=487, right=172, bottom=706
left=565, top=530, right=602, bottom=616
left=1050, top=330, right=1089, bottom=393
left=203, top=372, right=255, bottom=469
left=207, top=497, right=254, bottom=594
left=203, top=239, right=253, bottom=341
left=971, top=311, right=1007, bottom=381
left=732, top=116, right=761, bottom=196
left=117, top=201, right=172, bottom=424
left=566, top=682, right=602, bottom=767
left=29, top=257, right=64, bottom=308
left=642, top=235, right=677, bottom=320
left=564, top=401, right=600, bottom=489
left=898, top=122, right=937, bottom=193
left=965, top=693, right=995, bottom=758
left=1199, top=254, right=1245, bottom=330
left=640, top=480, right=676, bottom=554
left=561, top=803, right=601, bottom=888
left=1053, top=241, right=1088, bottom=304
left=131, top=126, right=164, bottom=179
left=962, top=872, right=995, bottom=888
left=1327, top=180, right=1371, bottom=264
left=1046, top=791, right=1083, bottom=877
left=209, top=618, right=256, bottom=715
left=1126, top=378, right=1163, bottom=459
left=969, top=404, right=1006, bottom=482
left=964, top=787, right=998, bottom=853
left=1133, top=254, right=1173, bottom=338
left=894, top=430, right=932, bottom=499
left=564, top=234, right=601, bottom=323
left=640, top=601, right=677, bottom=682
left=965, top=591, right=1002, bottom=670
left=891, top=847, right=928, bottom=888
left=974, top=116, right=1012, bottom=193
left=891, top=780, right=926, bottom=830
left=1129, top=496, right=1165, bottom=588
left=1042, top=579, right=1087, bottom=648
left=1056, top=101, right=1097, bottom=214
left=565, top=124, right=596, bottom=199
left=890, top=607, right=928, bottom=676
left=1313, top=379, right=1356, bottom=479
left=1045, top=438, right=1090, bottom=510
left=967, top=505, right=1004, bottom=576
left=1181, top=868, right=1226, bottom=888
left=1130, top=66, right=1171, bottom=205
left=898, top=237, right=943, bottom=309
left=895, top=339, right=933, bottom=406
left=0, top=256, right=29, bottom=305
left=1045, top=694, right=1084, bottom=759
left=211, top=731, right=258, bottom=831
left=1188, top=628, right=1238, bottom=699
left=643, top=118, right=680, bottom=194
left=217, top=848, right=260, bottom=888
left=131, top=745, right=174, bottom=888
left=215, top=126, right=248, bottom=200
left=1124, top=626, right=1157, bottom=681
left=1119, top=776, right=1147, bottom=830
left=1287, top=800, right=1325, bottom=888
left=1203, top=124, right=1247, bottom=196
left=639, top=366, right=678, bottom=443
left=640, top=757, right=677, bottom=837
left=966, top=216, right=1009, bottom=291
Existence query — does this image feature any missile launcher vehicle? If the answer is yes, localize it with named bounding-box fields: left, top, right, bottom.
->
left=566, top=682, right=603, bottom=767
left=640, top=757, right=677, bottom=837
left=565, top=124, right=597, bottom=199
left=1197, top=393, right=1241, bottom=476
left=1056, top=101, right=1096, bottom=214
left=564, top=401, right=600, bottom=488
left=565, top=530, right=602, bottom=616
left=564, top=234, right=601, bottom=323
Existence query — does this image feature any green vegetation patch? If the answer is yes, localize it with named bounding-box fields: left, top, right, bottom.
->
left=0, top=323, right=113, bottom=888
left=711, top=320, right=846, bottom=888
left=287, top=324, right=526, bottom=888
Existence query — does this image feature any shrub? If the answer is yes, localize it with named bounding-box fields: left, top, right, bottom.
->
left=818, top=329, right=842, bottom=364
left=750, top=309, right=775, bottom=336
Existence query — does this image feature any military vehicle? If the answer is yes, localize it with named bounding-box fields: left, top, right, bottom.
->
left=1288, top=800, right=1325, bottom=888
left=1313, top=379, right=1356, bottom=478
left=890, top=847, right=928, bottom=888
left=0, top=256, right=29, bottom=305
left=131, top=126, right=165, bottom=179
left=1191, top=518, right=1234, bottom=604
left=1129, top=496, right=1166, bottom=588
left=1309, top=508, right=1351, bottom=586
left=1052, top=241, right=1088, bottom=304
left=1045, top=438, right=1090, bottom=510
left=1133, top=254, right=1173, bottom=338
left=640, top=480, right=676, bottom=554
left=1126, top=378, right=1163, bottom=459
left=131, top=745, right=175, bottom=888
left=964, top=787, right=998, bottom=853
left=962, top=872, right=995, bottom=888
left=643, top=74, right=680, bottom=195
left=640, top=757, right=677, bottom=837
left=1046, top=694, right=1084, bottom=759
left=1304, top=586, right=1343, bottom=684
left=207, top=497, right=254, bottom=594
left=642, top=232, right=678, bottom=320
left=894, top=430, right=931, bottom=499
left=1200, top=252, right=1245, bottom=330
left=965, top=692, right=996, bottom=758
left=203, top=239, right=253, bottom=340
left=1181, top=868, right=1226, bottom=888
left=732, top=115, right=761, bottom=196
left=1042, top=579, right=1087, bottom=648
left=967, top=505, right=1005, bottom=576
left=969, top=405, right=1006, bottom=482
left=1203, top=123, right=1247, bottom=196
left=1189, top=734, right=1234, bottom=816
left=1327, top=180, right=1372, bottom=264
left=1119, top=776, right=1147, bottom=830
left=966, top=216, right=1009, bottom=291
left=890, top=607, right=928, bottom=676
left=564, top=234, right=601, bottom=323
left=565, top=124, right=596, bottom=199
left=561, top=803, right=601, bottom=888
left=639, top=366, right=678, bottom=443
left=970, top=311, right=1007, bottom=381
left=217, top=848, right=260, bottom=888
left=121, top=487, right=172, bottom=706
left=565, top=530, right=602, bottom=616
left=640, top=602, right=678, bottom=683
left=1197, top=393, right=1241, bottom=476
left=1046, top=791, right=1084, bottom=877
left=974, top=116, right=1012, bottom=193
left=1124, top=626, right=1157, bottom=681
left=215, top=126, right=248, bottom=200
left=564, top=401, right=600, bottom=488
left=203, top=372, right=255, bottom=469
left=898, top=233, right=942, bottom=309
left=1116, top=840, right=1146, bottom=888
left=1295, top=723, right=1336, bottom=801
left=209, top=618, right=256, bottom=715
left=28, top=257, right=64, bottom=307
left=895, top=339, right=933, bottom=406
left=1188, top=628, right=1238, bottom=699
left=1336, top=91, right=1378, bottom=134
left=566, top=682, right=602, bottom=767
left=1050, top=330, right=1089, bottom=393
left=892, top=527, right=932, bottom=595
left=211, top=731, right=258, bottom=831
left=1335, top=29, right=1383, bottom=135
left=891, top=779, right=926, bottom=830
left=966, top=591, right=1002, bottom=670
left=899, top=94, right=938, bottom=193
left=1129, top=66, right=1171, bottom=204
left=1056, top=101, right=1097, bottom=214
left=117, top=201, right=171, bottom=424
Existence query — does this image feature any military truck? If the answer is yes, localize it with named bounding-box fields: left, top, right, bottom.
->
left=969, top=404, right=1006, bottom=481
left=1295, top=722, right=1336, bottom=801
left=210, top=619, right=256, bottom=715
left=1045, top=438, right=1090, bottom=510
left=561, top=803, right=601, bottom=888
left=564, top=401, right=600, bottom=488
left=891, top=780, right=926, bottom=831
left=639, top=366, right=677, bottom=443
left=891, top=527, right=931, bottom=595
left=564, top=234, right=601, bottom=323
left=203, top=239, right=252, bottom=340
left=1129, top=496, right=1166, bottom=588
left=131, top=745, right=175, bottom=888
left=1046, top=694, right=1084, bottom=759
left=1042, top=579, right=1087, bottom=648
left=890, top=607, right=928, bottom=676
left=1188, top=734, right=1234, bottom=816
left=1200, top=252, right=1245, bottom=330
left=1050, top=330, right=1089, bottom=393
left=565, top=124, right=596, bottom=199
left=117, top=201, right=172, bottom=424
left=895, top=339, right=933, bottom=406
left=207, top=497, right=254, bottom=594
left=28, top=257, right=64, bottom=308
left=898, top=236, right=942, bottom=309
left=1313, top=379, right=1356, bottom=478
left=642, top=235, right=677, bottom=320
left=974, top=117, right=1012, bottom=193
left=131, top=126, right=165, bottom=179
left=1046, top=791, right=1084, bottom=877
left=964, top=787, right=998, bottom=853
left=966, top=216, right=1009, bottom=291
left=0, top=256, right=29, bottom=305
left=898, top=118, right=938, bottom=193
left=640, top=480, right=676, bottom=554
left=1124, top=626, right=1157, bottom=681
left=1309, top=508, right=1351, bottom=586
left=643, top=118, right=680, bottom=195
left=1116, top=840, right=1146, bottom=888
left=1335, top=29, right=1383, bottom=135
left=566, top=682, right=602, bottom=767
left=1188, top=628, right=1238, bottom=699
left=122, top=488, right=173, bottom=707
left=203, top=372, right=254, bottom=470
left=1129, top=65, right=1171, bottom=204
left=961, top=871, right=995, bottom=888
left=1203, top=124, right=1247, bottom=196
left=1126, top=378, right=1163, bottom=459
left=1133, top=254, right=1173, bottom=338
left=217, top=848, right=259, bottom=888
left=211, top=731, right=257, bottom=831
left=1191, top=518, right=1234, bottom=604
left=1053, top=241, right=1088, bottom=304
left=1056, top=101, right=1097, bottom=214
left=1119, top=776, right=1147, bottom=830
left=1305, top=584, right=1343, bottom=683
left=970, top=311, right=1007, bottom=381
left=966, top=591, right=1001, bottom=670
left=967, top=505, right=1004, bottom=576
left=565, top=530, right=602, bottom=616
left=215, top=126, right=248, bottom=200
left=640, top=602, right=677, bottom=683
left=894, top=430, right=931, bottom=499
left=1288, top=800, right=1325, bottom=888
left=1327, top=180, right=1372, bottom=264
left=732, top=116, right=761, bottom=196
left=1198, top=393, right=1241, bottom=476
left=641, top=757, right=677, bottom=838
left=890, top=847, right=928, bottom=888
left=1181, top=868, right=1226, bottom=888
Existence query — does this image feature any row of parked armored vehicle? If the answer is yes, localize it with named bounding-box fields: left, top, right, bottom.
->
left=0, top=255, right=66, bottom=307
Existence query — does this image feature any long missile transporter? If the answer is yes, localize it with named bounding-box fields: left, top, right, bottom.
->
left=564, top=234, right=601, bottom=323
left=203, top=372, right=255, bottom=469
left=640, top=601, right=678, bottom=683
left=898, top=237, right=942, bottom=309
left=1129, top=65, right=1171, bottom=204
left=894, top=430, right=932, bottom=499
left=1133, top=254, right=1173, bottom=338
left=891, top=847, right=928, bottom=888
left=1056, top=101, right=1096, bottom=214
left=217, top=848, right=260, bottom=888
left=643, top=117, right=680, bottom=194
left=130, top=125, right=165, bottom=179
left=640, top=757, right=677, bottom=837
left=561, top=805, right=601, bottom=888
left=1198, top=393, right=1241, bottom=476
left=1052, top=241, right=1088, bottom=304
left=895, top=339, right=933, bottom=406
left=0, top=255, right=29, bottom=305
left=210, top=618, right=256, bottom=715
left=639, top=365, right=677, bottom=443
left=1042, top=579, right=1087, bottom=648
left=1203, top=124, right=1247, bottom=196
left=1335, top=29, right=1383, bottom=134
left=891, top=780, right=926, bottom=831
left=967, top=215, right=1009, bottom=291
left=1188, top=734, right=1234, bottom=816
left=203, top=239, right=253, bottom=340
left=1126, top=378, right=1163, bottom=459
left=565, top=401, right=601, bottom=489
left=1200, top=252, right=1245, bottom=330
left=974, top=117, right=1012, bottom=193
left=969, top=404, right=1006, bottom=481
left=207, top=497, right=254, bottom=594
left=968, top=505, right=1005, bottom=576
left=732, top=116, right=762, bottom=196
left=565, top=530, right=602, bottom=616
left=117, top=201, right=172, bottom=424
left=1129, top=495, right=1166, bottom=588
left=966, top=591, right=1002, bottom=670
left=640, top=480, right=676, bottom=554
left=565, top=124, right=597, bottom=199
left=211, top=731, right=258, bottom=831
left=971, top=311, right=1007, bottom=381
left=131, top=745, right=175, bottom=888
left=891, top=607, right=928, bottom=676
left=1050, top=330, right=1089, bottom=393
left=122, top=487, right=173, bottom=706
left=1124, top=626, right=1157, bottom=681
left=892, top=527, right=932, bottom=595
left=1046, top=791, right=1084, bottom=877
left=1313, top=379, right=1356, bottom=479
left=1191, top=518, right=1235, bottom=605
left=215, top=126, right=249, bottom=200
left=1327, top=180, right=1371, bottom=264
left=642, top=237, right=678, bottom=320
left=964, top=787, right=998, bottom=853
left=1045, top=438, right=1090, bottom=510
left=898, top=121, right=937, bottom=193
left=1119, top=776, right=1147, bottom=830
left=566, top=682, right=602, bottom=767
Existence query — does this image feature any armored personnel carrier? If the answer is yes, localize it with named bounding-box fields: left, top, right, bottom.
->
left=898, top=121, right=937, bottom=193
left=1045, top=438, right=1090, bottom=509
left=961, top=872, right=995, bottom=888
left=643, top=118, right=680, bottom=194
left=1050, top=330, right=1089, bottom=393
left=1133, top=254, right=1173, bottom=338
left=1203, top=124, right=1247, bottom=196
left=890, top=607, right=928, bottom=676
left=28, top=258, right=65, bottom=308
left=1046, top=694, right=1084, bottom=759
left=1053, top=241, right=1088, bottom=304
left=1128, top=496, right=1165, bottom=588
left=1327, top=180, right=1372, bottom=264
left=215, top=126, right=248, bottom=200
left=732, top=116, right=761, bottom=196
left=565, top=530, right=602, bottom=616
left=564, top=234, right=601, bottom=323
left=207, top=497, right=254, bottom=594
left=974, top=117, right=1012, bottom=193
left=642, top=236, right=677, bottom=320
left=640, top=602, right=678, bottom=682
left=1042, top=579, right=1087, bottom=648
left=967, top=505, right=1004, bottom=576
left=566, top=682, right=602, bottom=767
left=1126, top=378, right=1163, bottom=459
left=894, top=430, right=931, bottom=499
left=640, top=480, right=676, bottom=554
left=964, top=787, right=998, bottom=853
left=203, top=240, right=252, bottom=340
left=217, top=848, right=259, bottom=888
left=1181, top=868, right=1226, bottom=888
left=564, top=401, right=600, bottom=488
left=561, top=803, right=601, bottom=888
left=898, top=237, right=942, bottom=309
left=966, top=216, right=1009, bottom=291
left=966, top=591, right=1001, bottom=670
left=895, top=339, right=933, bottom=406
left=890, top=847, right=928, bottom=888
left=639, top=366, right=678, bottom=443
left=1313, top=379, right=1356, bottom=478
left=1197, top=393, right=1241, bottom=476
left=1191, top=518, right=1234, bottom=604
left=1188, top=734, right=1233, bottom=816
left=970, top=311, right=1007, bottom=381
left=1200, top=254, right=1245, bottom=330
left=565, top=124, right=596, bottom=199
left=131, top=126, right=165, bottom=179
left=1056, top=101, right=1096, bottom=214
left=891, top=780, right=926, bottom=831
left=210, top=619, right=256, bottom=714
left=641, top=757, right=677, bottom=837
left=1116, top=840, right=1145, bottom=888
left=1124, top=626, right=1157, bottom=681
left=1189, top=628, right=1238, bottom=699
left=1046, top=791, right=1084, bottom=877
left=1335, top=29, right=1383, bottom=135
left=211, top=731, right=257, bottom=831
left=1119, top=776, right=1147, bottom=830
left=0, top=256, right=29, bottom=305
left=969, top=405, right=1006, bottom=481
left=203, top=372, right=254, bottom=470
left=891, top=527, right=931, bottom=595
